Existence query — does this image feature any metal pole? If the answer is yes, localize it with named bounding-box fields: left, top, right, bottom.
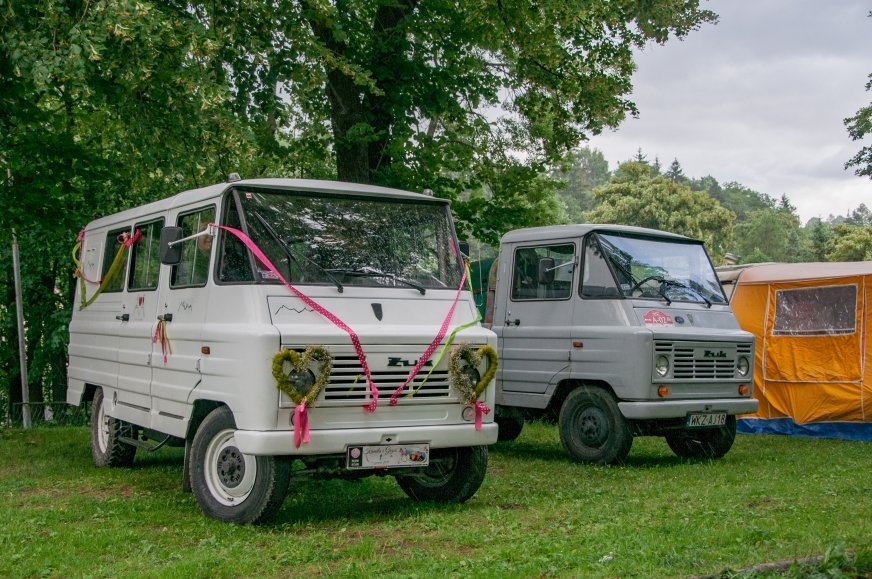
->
left=11, top=229, right=31, bottom=429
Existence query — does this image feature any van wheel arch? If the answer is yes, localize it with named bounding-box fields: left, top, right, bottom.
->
left=547, top=379, right=616, bottom=420
left=186, top=400, right=225, bottom=442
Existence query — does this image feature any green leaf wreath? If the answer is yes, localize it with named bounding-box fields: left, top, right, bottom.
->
left=448, top=343, right=498, bottom=405
left=271, top=345, right=333, bottom=406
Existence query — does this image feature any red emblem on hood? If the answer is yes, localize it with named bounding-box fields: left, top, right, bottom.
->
left=643, top=310, right=674, bottom=326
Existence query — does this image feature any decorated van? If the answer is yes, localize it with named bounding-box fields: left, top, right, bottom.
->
left=68, top=177, right=498, bottom=523
left=487, top=224, right=757, bottom=463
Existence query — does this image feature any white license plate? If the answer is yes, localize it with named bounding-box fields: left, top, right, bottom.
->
left=346, top=444, right=430, bottom=469
left=686, top=412, right=727, bottom=427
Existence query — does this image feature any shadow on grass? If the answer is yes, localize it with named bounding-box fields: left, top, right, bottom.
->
left=490, top=438, right=690, bottom=469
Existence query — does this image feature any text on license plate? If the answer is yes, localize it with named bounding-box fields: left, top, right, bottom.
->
left=346, top=444, right=429, bottom=469
left=686, top=412, right=727, bottom=427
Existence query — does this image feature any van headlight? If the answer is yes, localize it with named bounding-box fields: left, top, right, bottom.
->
left=463, top=366, right=481, bottom=387
left=736, top=356, right=750, bottom=377
left=288, top=369, right=316, bottom=395
left=655, top=355, right=670, bottom=377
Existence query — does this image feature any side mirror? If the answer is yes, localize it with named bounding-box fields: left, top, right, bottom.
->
left=159, top=226, right=184, bottom=265
left=538, top=257, right=555, bottom=285
left=458, top=241, right=470, bottom=258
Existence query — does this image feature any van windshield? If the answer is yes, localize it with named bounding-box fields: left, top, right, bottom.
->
left=594, top=233, right=727, bottom=305
left=219, top=188, right=463, bottom=290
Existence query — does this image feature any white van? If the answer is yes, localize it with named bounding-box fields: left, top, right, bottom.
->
left=68, top=177, right=497, bottom=523
left=487, top=225, right=757, bottom=463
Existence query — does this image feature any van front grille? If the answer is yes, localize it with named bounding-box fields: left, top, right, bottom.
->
left=278, top=345, right=461, bottom=407
left=655, top=341, right=751, bottom=380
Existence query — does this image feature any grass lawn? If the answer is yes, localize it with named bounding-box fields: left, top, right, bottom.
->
left=1, top=422, right=869, bottom=578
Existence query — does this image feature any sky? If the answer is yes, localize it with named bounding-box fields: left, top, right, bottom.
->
left=588, top=0, right=871, bottom=224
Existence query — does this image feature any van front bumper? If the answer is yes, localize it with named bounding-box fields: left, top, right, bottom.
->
left=234, top=423, right=498, bottom=456
left=619, top=399, right=758, bottom=420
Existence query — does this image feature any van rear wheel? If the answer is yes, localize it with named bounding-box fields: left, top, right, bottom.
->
left=495, top=406, right=525, bottom=442
left=395, top=446, right=487, bottom=503
left=559, top=387, right=632, bottom=465
left=189, top=406, right=291, bottom=524
left=666, top=415, right=736, bottom=459
left=90, top=388, right=137, bottom=468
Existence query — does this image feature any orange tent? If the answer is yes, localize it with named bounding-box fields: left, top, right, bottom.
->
left=719, top=262, right=872, bottom=440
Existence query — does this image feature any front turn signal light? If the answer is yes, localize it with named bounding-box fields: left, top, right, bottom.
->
left=657, top=385, right=669, bottom=398
left=738, top=385, right=749, bottom=396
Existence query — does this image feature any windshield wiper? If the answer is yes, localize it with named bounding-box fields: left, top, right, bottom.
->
left=329, top=266, right=426, bottom=295
left=251, top=212, right=344, bottom=293
left=662, top=279, right=712, bottom=308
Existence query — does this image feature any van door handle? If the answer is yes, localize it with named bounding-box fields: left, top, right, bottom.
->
left=506, top=318, right=520, bottom=326
left=158, top=313, right=173, bottom=322
left=116, top=313, right=130, bottom=322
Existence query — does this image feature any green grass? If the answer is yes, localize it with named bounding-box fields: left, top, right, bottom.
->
left=1, top=422, right=869, bottom=578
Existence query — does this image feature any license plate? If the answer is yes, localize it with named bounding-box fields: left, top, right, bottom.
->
left=346, top=444, right=430, bottom=469
left=686, top=412, right=727, bottom=427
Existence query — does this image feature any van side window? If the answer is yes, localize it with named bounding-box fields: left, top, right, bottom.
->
left=171, top=207, right=216, bottom=288
left=128, top=219, right=163, bottom=291
left=511, top=244, right=574, bottom=301
left=580, top=235, right=621, bottom=299
left=101, top=227, right=132, bottom=293
left=218, top=196, right=254, bottom=282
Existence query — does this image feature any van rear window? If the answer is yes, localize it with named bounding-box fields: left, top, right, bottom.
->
left=101, top=227, right=131, bottom=293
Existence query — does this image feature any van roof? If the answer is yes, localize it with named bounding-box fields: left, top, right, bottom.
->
left=85, top=178, right=444, bottom=230
left=500, top=224, right=695, bottom=244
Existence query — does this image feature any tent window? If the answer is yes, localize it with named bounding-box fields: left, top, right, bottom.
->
left=773, top=284, right=857, bottom=336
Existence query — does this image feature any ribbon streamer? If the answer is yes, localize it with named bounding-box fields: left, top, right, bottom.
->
left=152, top=318, right=172, bottom=364
left=388, top=264, right=468, bottom=405
left=404, top=262, right=480, bottom=397
left=293, top=401, right=310, bottom=448
left=474, top=401, right=491, bottom=431
left=214, top=223, right=470, bottom=413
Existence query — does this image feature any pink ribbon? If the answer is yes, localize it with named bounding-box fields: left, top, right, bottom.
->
left=388, top=265, right=467, bottom=405
left=119, top=229, right=142, bottom=247
left=152, top=319, right=172, bottom=364
left=294, top=401, right=310, bottom=448
left=215, top=224, right=381, bottom=410
left=213, top=224, right=468, bottom=415
left=474, top=401, right=491, bottom=431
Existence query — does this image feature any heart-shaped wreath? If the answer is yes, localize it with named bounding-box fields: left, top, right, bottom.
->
left=448, top=343, right=498, bottom=405
left=271, top=345, right=333, bottom=406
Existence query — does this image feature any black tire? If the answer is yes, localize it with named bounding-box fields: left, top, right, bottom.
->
left=558, top=386, right=632, bottom=465
left=495, top=407, right=524, bottom=442
left=189, top=406, right=291, bottom=524
left=665, top=415, right=737, bottom=459
left=396, top=445, right=487, bottom=503
left=90, top=388, right=137, bottom=468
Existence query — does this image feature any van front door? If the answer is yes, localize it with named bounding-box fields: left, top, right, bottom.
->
left=497, top=242, right=577, bottom=396
left=150, top=205, right=216, bottom=436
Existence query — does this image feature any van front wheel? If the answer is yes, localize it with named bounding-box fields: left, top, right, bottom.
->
left=559, top=387, right=632, bottom=465
left=665, top=415, right=736, bottom=459
left=395, top=446, right=487, bottom=503
left=90, top=388, right=137, bottom=468
left=189, top=406, right=291, bottom=524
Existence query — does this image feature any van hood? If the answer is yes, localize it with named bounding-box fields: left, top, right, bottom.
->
left=633, top=304, right=740, bottom=331
left=267, top=294, right=488, bottom=344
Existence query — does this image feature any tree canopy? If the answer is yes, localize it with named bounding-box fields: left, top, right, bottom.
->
left=587, top=162, right=734, bottom=260
left=845, top=73, right=872, bottom=179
